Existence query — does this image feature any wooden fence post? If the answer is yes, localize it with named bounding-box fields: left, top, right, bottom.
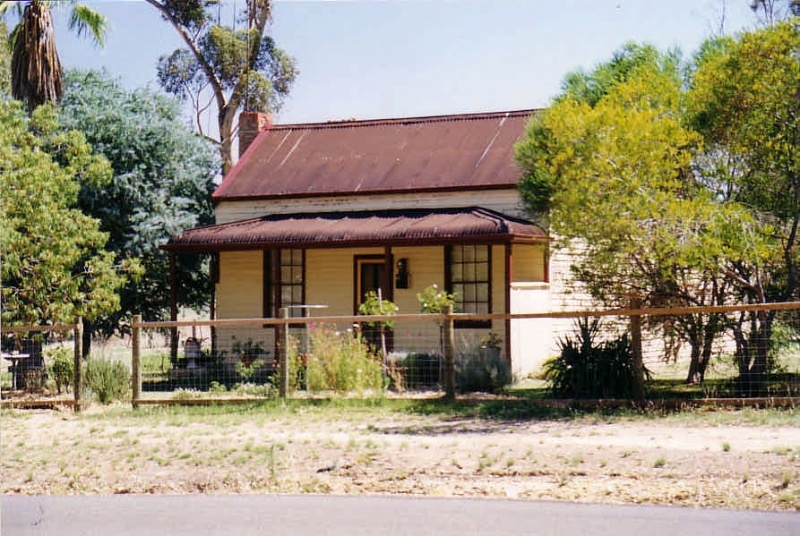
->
left=443, top=304, right=456, bottom=400
left=132, top=314, right=142, bottom=408
left=278, top=308, right=289, bottom=399
left=73, top=317, right=83, bottom=413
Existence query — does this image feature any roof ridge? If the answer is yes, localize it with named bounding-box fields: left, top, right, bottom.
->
left=270, top=109, right=540, bottom=131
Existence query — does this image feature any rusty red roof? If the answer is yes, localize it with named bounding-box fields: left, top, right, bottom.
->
left=164, top=207, right=547, bottom=252
left=213, top=109, right=538, bottom=202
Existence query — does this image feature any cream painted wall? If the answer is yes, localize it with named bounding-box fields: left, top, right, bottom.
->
left=512, top=244, right=546, bottom=282
left=215, top=189, right=528, bottom=224
left=217, top=251, right=263, bottom=318
left=509, top=282, right=553, bottom=376
left=390, top=246, right=445, bottom=355
left=215, top=251, right=273, bottom=359
left=488, top=245, right=507, bottom=344
left=305, top=248, right=365, bottom=316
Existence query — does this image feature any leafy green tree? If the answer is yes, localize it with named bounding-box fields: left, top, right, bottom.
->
left=0, top=20, right=10, bottom=94
left=687, top=20, right=800, bottom=393
left=0, top=100, right=125, bottom=326
left=59, top=69, right=218, bottom=350
left=0, top=0, right=107, bottom=111
left=146, top=0, right=298, bottom=173
left=516, top=43, right=767, bottom=390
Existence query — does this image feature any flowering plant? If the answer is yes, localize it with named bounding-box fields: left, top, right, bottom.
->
left=417, top=284, right=457, bottom=314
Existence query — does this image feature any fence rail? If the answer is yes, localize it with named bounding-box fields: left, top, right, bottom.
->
left=4, top=302, right=800, bottom=409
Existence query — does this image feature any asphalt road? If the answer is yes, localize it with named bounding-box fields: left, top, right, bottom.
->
left=3, top=495, right=799, bottom=536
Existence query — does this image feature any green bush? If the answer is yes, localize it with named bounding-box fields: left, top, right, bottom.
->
left=457, top=349, right=513, bottom=393
left=47, top=345, right=74, bottom=394
left=543, top=317, right=645, bottom=399
left=84, top=358, right=130, bottom=404
left=417, top=283, right=456, bottom=314
left=396, top=352, right=441, bottom=389
left=299, top=324, right=384, bottom=395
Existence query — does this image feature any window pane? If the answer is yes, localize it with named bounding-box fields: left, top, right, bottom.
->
left=292, top=266, right=303, bottom=283
left=477, top=283, right=489, bottom=302
left=452, top=284, right=464, bottom=302
left=452, top=263, right=463, bottom=282
left=476, top=246, right=489, bottom=262
left=281, top=286, right=294, bottom=305
left=464, top=263, right=476, bottom=282
left=464, top=284, right=476, bottom=302
left=281, top=266, right=293, bottom=282
left=476, top=262, right=489, bottom=281
left=451, top=246, right=463, bottom=262
left=463, top=246, right=475, bottom=263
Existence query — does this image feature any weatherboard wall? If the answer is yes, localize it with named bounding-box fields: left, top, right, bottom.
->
left=213, top=189, right=527, bottom=224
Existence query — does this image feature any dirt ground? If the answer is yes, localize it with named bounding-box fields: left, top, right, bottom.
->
left=2, top=404, right=800, bottom=511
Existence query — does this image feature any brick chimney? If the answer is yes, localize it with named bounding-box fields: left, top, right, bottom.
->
left=238, top=112, right=272, bottom=159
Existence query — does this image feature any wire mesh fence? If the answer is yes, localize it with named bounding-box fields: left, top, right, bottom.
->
left=3, top=302, right=800, bottom=407
left=130, top=302, right=800, bottom=404
left=1, top=322, right=82, bottom=408
left=539, top=301, right=800, bottom=400
left=132, top=312, right=464, bottom=402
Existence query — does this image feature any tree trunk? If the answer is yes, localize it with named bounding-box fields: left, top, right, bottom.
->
left=733, top=311, right=773, bottom=397
left=686, top=336, right=703, bottom=384
left=686, top=315, right=720, bottom=384
left=749, top=310, right=773, bottom=396
left=697, top=321, right=717, bottom=383
left=629, top=300, right=646, bottom=401
left=12, top=1, right=64, bottom=112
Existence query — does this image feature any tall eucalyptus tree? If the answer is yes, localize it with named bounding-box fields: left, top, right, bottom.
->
left=147, top=0, right=297, bottom=174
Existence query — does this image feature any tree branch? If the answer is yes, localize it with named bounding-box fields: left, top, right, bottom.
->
left=144, top=0, right=227, bottom=115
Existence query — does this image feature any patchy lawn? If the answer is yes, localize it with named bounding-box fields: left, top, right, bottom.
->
left=2, top=402, right=800, bottom=511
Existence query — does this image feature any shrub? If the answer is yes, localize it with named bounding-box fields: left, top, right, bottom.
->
left=236, top=358, right=265, bottom=382
left=417, top=284, right=456, bottom=314
left=358, top=291, right=399, bottom=356
left=358, top=291, right=399, bottom=328
left=300, top=324, right=384, bottom=395
left=543, top=317, right=646, bottom=399
left=84, top=358, right=130, bottom=404
left=172, top=388, right=202, bottom=400
left=768, top=320, right=795, bottom=375
left=399, top=352, right=441, bottom=389
left=47, top=345, right=74, bottom=394
left=231, top=382, right=274, bottom=398
left=457, top=350, right=513, bottom=393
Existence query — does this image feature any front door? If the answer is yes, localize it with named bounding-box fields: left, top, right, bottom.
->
left=355, top=256, right=392, bottom=353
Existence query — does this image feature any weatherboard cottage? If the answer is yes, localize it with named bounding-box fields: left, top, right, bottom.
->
left=165, top=110, right=562, bottom=376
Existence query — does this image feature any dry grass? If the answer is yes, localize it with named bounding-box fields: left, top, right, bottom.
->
left=2, top=402, right=800, bottom=510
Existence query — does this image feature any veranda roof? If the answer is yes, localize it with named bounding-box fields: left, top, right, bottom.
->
left=163, top=207, right=547, bottom=253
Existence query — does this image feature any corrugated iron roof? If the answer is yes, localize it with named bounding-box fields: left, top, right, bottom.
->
left=164, top=207, right=547, bottom=252
left=213, top=109, right=538, bottom=201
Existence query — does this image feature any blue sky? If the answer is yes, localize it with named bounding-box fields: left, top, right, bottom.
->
left=48, top=0, right=760, bottom=124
